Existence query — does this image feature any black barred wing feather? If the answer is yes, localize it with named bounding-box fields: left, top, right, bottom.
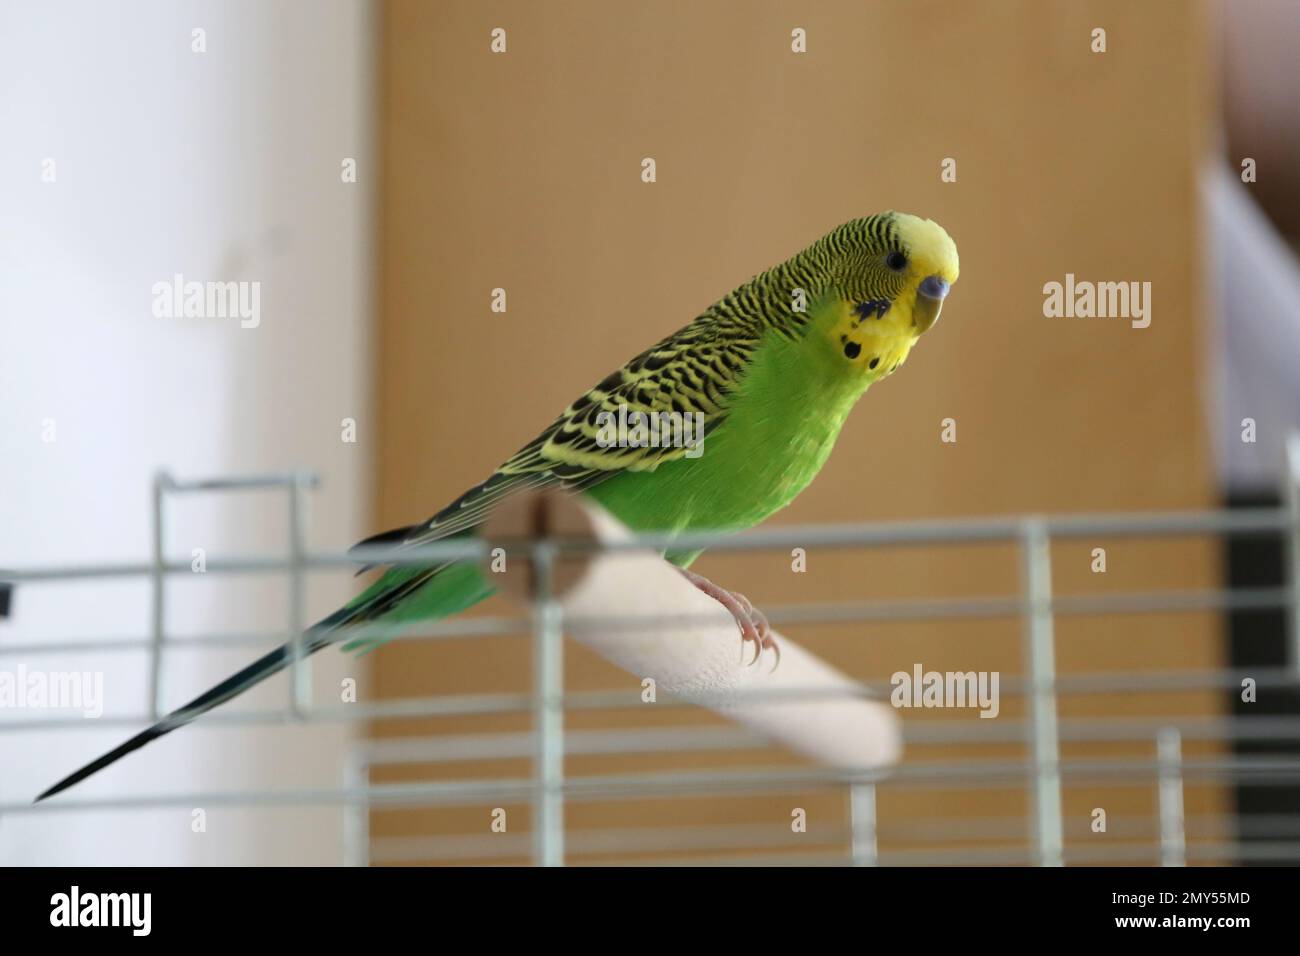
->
left=350, top=317, right=760, bottom=564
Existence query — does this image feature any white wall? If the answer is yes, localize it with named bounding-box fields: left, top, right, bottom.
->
left=1205, top=164, right=1300, bottom=492
left=0, top=0, right=375, bottom=864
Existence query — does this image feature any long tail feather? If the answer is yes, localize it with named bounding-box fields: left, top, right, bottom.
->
left=35, top=557, right=493, bottom=802
left=34, top=607, right=350, bottom=803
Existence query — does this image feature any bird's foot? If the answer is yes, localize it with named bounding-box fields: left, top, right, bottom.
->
left=678, top=569, right=779, bottom=670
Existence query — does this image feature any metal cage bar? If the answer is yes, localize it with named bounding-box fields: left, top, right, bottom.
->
left=530, top=540, right=566, bottom=867
left=1021, top=518, right=1063, bottom=867
left=4, top=443, right=1300, bottom=865
left=1157, top=727, right=1186, bottom=867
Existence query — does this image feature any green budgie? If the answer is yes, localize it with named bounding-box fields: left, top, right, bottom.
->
left=38, top=211, right=958, bottom=801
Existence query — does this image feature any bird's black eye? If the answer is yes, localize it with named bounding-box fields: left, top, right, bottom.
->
left=885, top=251, right=908, bottom=272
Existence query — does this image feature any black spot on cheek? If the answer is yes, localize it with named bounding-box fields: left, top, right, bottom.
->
left=843, top=341, right=861, bottom=360
left=869, top=357, right=880, bottom=369
left=854, top=299, right=890, bottom=320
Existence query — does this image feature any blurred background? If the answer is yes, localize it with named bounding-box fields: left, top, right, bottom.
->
left=2, top=0, right=1298, bottom=865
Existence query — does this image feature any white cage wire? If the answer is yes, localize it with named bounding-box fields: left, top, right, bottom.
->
left=4, top=436, right=1300, bottom=867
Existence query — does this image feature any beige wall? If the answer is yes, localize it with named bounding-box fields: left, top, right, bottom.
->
left=370, top=0, right=1220, bottom=863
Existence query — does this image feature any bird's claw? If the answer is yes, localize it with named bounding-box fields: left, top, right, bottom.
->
left=679, top=569, right=780, bottom=671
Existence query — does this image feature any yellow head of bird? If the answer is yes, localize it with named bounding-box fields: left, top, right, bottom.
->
left=820, top=211, right=959, bottom=379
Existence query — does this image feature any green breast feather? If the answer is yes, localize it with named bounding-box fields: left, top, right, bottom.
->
left=584, top=300, right=870, bottom=548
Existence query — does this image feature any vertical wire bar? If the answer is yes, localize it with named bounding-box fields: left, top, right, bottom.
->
left=1285, top=433, right=1300, bottom=673
left=343, top=754, right=371, bottom=867
left=531, top=539, right=565, bottom=866
left=849, top=782, right=878, bottom=866
left=1021, top=518, right=1064, bottom=866
left=287, top=472, right=310, bottom=716
left=1156, top=727, right=1186, bottom=867
left=147, top=471, right=170, bottom=719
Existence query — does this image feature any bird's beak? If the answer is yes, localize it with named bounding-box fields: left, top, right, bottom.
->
left=913, top=275, right=950, bottom=334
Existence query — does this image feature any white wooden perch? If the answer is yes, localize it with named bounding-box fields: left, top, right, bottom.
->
left=483, top=493, right=902, bottom=770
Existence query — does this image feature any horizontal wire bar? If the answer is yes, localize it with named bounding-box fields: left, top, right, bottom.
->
left=2, top=586, right=1290, bottom=658
left=8, top=755, right=1300, bottom=815
left=164, top=472, right=320, bottom=493
left=907, top=714, right=1300, bottom=744
left=371, top=823, right=838, bottom=864
left=366, top=813, right=1300, bottom=864
left=558, top=507, right=1293, bottom=555
left=347, top=715, right=1300, bottom=767
left=603, top=840, right=1300, bottom=867
left=0, top=617, right=527, bottom=657
left=4, top=507, right=1290, bottom=585
left=0, top=692, right=538, bottom=733
left=353, top=726, right=771, bottom=764
left=5, top=665, right=1300, bottom=734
